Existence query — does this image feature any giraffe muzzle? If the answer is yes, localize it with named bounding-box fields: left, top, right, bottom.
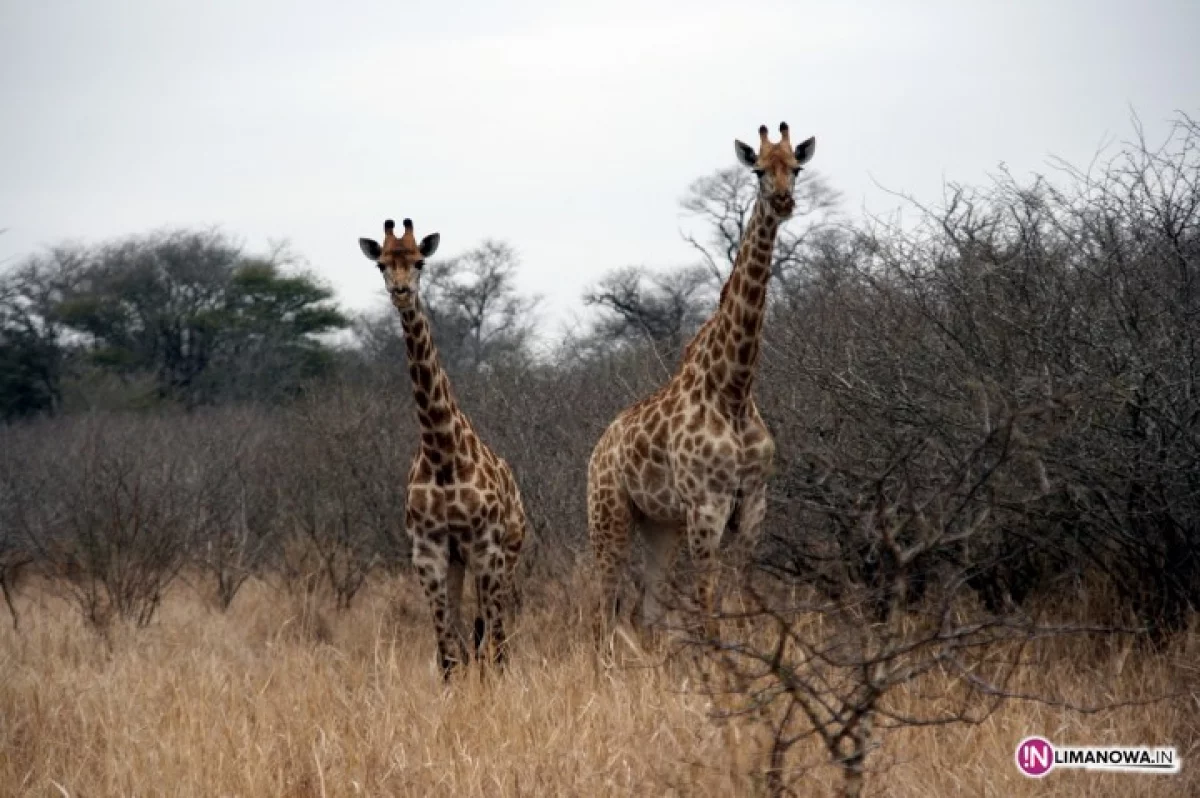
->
left=771, top=193, right=796, bottom=216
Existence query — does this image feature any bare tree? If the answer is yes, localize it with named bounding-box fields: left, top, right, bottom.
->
left=582, top=264, right=713, bottom=352
left=680, top=165, right=841, bottom=291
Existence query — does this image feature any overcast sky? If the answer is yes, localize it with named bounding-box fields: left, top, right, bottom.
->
left=2, top=0, right=1197, bottom=338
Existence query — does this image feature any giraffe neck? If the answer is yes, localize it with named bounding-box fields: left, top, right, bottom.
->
left=399, top=300, right=464, bottom=464
left=691, top=195, right=781, bottom=400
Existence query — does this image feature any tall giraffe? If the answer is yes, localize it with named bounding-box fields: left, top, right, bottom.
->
left=588, top=122, right=816, bottom=637
left=358, top=218, right=527, bottom=679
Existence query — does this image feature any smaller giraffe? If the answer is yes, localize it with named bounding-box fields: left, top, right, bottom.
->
left=359, top=218, right=527, bottom=679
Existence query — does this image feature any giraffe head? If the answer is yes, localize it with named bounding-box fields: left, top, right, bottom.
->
left=358, top=218, right=441, bottom=309
left=733, top=122, right=816, bottom=218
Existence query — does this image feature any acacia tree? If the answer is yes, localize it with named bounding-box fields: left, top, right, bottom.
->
left=0, top=246, right=88, bottom=420
left=0, top=229, right=348, bottom=412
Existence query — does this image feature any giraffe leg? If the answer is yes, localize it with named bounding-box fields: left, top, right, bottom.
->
left=470, top=538, right=514, bottom=670
left=686, top=497, right=735, bottom=641
left=587, top=480, right=633, bottom=647
left=637, top=520, right=682, bottom=641
left=725, top=479, right=767, bottom=614
left=413, top=538, right=467, bottom=680
left=446, top=546, right=468, bottom=659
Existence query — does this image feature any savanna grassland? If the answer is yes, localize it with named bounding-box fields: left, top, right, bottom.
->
left=2, top=574, right=1195, bottom=797
left=4, top=116, right=1200, bottom=796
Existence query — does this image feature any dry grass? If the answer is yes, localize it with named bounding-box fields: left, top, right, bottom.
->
left=1, top=575, right=1197, bottom=797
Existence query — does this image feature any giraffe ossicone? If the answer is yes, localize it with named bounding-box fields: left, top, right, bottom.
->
left=587, top=122, right=816, bottom=643
left=358, top=217, right=527, bottom=680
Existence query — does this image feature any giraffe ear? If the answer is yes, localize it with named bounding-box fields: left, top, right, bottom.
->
left=359, top=238, right=382, bottom=261
left=734, top=140, right=758, bottom=168
left=794, top=136, right=816, bottom=166
left=419, top=233, right=440, bottom=258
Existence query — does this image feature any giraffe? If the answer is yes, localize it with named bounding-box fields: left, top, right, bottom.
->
left=587, top=122, right=816, bottom=640
left=358, top=218, right=527, bottom=679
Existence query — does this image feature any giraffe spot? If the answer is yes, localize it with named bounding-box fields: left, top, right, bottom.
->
left=737, top=341, right=755, bottom=364
left=428, top=405, right=450, bottom=425
left=745, top=284, right=763, bottom=305
left=747, top=263, right=766, bottom=281
left=411, top=365, right=434, bottom=393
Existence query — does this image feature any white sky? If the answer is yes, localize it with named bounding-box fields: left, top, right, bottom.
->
left=2, top=0, right=1197, bottom=339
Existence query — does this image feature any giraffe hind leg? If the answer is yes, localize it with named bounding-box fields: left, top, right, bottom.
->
left=588, top=479, right=633, bottom=645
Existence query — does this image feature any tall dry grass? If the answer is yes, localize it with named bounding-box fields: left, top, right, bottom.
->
left=1, top=574, right=1196, bottom=797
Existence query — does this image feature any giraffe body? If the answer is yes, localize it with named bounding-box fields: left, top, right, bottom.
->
left=359, top=219, right=526, bottom=678
left=588, top=123, right=815, bottom=635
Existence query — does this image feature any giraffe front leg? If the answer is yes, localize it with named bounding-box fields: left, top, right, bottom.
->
left=718, top=480, right=768, bottom=630
left=636, top=520, right=682, bottom=642
left=471, top=537, right=518, bottom=671
left=473, top=569, right=508, bottom=670
left=686, top=497, right=735, bottom=641
left=412, top=538, right=467, bottom=680
left=730, top=480, right=767, bottom=589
